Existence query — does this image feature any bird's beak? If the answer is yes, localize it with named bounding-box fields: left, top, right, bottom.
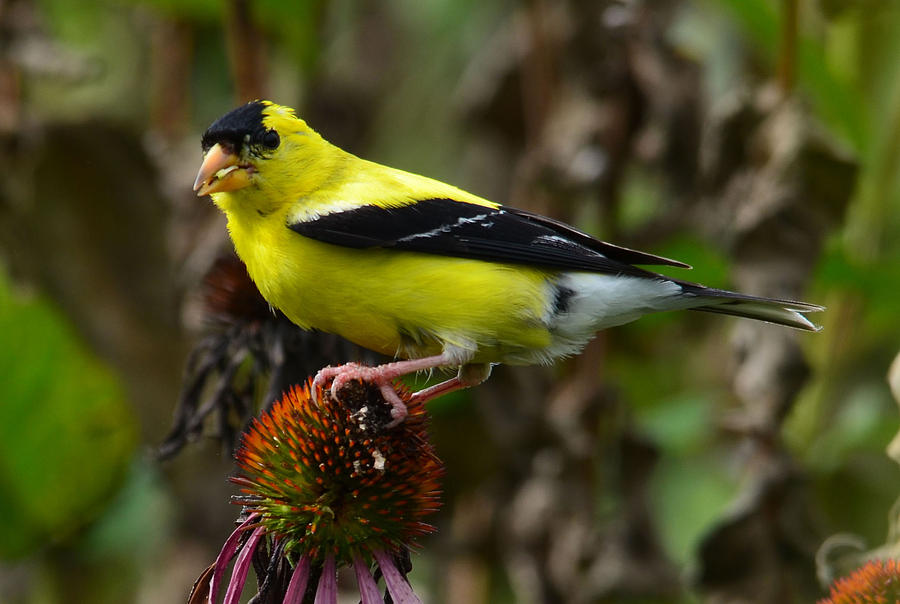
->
left=193, top=143, right=254, bottom=196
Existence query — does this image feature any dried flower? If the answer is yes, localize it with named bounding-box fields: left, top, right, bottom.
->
left=193, top=377, right=444, bottom=603
left=160, top=255, right=371, bottom=458
left=818, top=558, right=900, bottom=604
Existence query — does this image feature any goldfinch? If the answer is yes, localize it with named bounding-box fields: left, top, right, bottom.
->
left=194, top=100, right=822, bottom=424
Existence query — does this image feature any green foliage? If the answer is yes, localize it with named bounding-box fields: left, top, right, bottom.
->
left=0, top=270, right=137, bottom=559
left=651, top=453, right=735, bottom=565
left=253, top=0, right=325, bottom=68
left=30, top=0, right=147, bottom=123
left=711, top=0, right=900, bottom=260
left=118, top=0, right=221, bottom=20
left=712, top=0, right=867, bottom=149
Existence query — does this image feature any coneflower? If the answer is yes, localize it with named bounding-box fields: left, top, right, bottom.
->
left=818, top=558, right=900, bottom=604
left=192, top=377, right=444, bottom=603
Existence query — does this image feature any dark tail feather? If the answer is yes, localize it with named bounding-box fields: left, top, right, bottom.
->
left=682, top=285, right=824, bottom=332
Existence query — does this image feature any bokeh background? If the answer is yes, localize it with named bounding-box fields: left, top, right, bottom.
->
left=2, top=0, right=900, bottom=602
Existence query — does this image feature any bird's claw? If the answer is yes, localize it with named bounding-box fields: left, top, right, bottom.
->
left=377, top=382, right=408, bottom=429
left=313, top=362, right=408, bottom=429
left=312, top=362, right=363, bottom=392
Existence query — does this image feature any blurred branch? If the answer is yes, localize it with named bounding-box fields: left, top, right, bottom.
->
left=777, top=0, right=797, bottom=94
left=521, top=0, right=559, bottom=148
left=224, top=0, right=267, bottom=102
left=0, top=0, right=22, bottom=134
left=845, top=79, right=900, bottom=260
left=695, top=85, right=855, bottom=603
left=889, top=351, right=900, bottom=466
left=150, top=16, right=192, bottom=141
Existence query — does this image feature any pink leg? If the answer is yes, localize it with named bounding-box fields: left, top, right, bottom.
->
left=408, top=376, right=466, bottom=404
left=314, top=355, right=453, bottom=427
left=314, top=357, right=492, bottom=428
left=408, top=363, right=493, bottom=406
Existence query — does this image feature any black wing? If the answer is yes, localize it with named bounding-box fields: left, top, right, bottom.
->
left=288, top=198, right=689, bottom=276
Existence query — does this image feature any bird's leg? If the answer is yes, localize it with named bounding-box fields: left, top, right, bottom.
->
left=314, top=355, right=452, bottom=427
left=316, top=355, right=450, bottom=394
left=408, top=363, right=493, bottom=406
left=313, top=357, right=491, bottom=428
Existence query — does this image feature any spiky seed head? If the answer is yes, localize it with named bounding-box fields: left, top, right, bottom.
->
left=233, top=378, right=444, bottom=566
left=819, top=558, right=900, bottom=604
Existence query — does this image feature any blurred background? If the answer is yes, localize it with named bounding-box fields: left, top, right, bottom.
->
left=1, top=0, right=899, bottom=602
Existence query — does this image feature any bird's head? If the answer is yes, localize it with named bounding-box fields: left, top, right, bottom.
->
left=194, top=100, right=336, bottom=212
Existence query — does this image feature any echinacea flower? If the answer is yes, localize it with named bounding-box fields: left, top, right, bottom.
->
left=818, top=558, right=900, bottom=604
left=191, top=377, right=444, bottom=603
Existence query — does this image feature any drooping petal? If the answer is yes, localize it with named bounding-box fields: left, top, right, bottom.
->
left=282, top=554, right=311, bottom=604
left=353, top=556, right=383, bottom=604
left=223, top=525, right=265, bottom=604
left=314, top=554, right=338, bottom=604
left=208, top=513, right=258, bottom=604
left=373, top=549, right=422, bottom=604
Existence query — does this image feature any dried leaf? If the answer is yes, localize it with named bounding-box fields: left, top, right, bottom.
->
left=885, top=351, right=900, bottom=465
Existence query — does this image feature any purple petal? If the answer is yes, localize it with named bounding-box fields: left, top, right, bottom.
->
left=373, top=550, right=422, bottom=604
left=282, top=554, right=311, bottom=604
left=223, top=526, right=265, bottom=604
left=314, top=554, right=338, bottom=604
left=208, top=513, right=258, bottom=604
left=353, top=556, right=382, bottom=604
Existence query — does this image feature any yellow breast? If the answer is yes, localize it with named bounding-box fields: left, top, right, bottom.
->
left=223, top=204, right=554, bottom=362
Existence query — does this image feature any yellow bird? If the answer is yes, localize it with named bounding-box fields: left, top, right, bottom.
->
left=194, top=100, right=821, bottom=425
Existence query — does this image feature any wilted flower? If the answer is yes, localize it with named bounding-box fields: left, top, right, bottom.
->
left=192, top=377, right=444, bottom=603
left=818, top=558, right=900, bottom=604
left=160, top=255, right=371, bottom=458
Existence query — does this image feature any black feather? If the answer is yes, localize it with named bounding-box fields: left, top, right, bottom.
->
left=288, top=198, right=686, bottom=277
left=201, top=101, right=270, bottom=153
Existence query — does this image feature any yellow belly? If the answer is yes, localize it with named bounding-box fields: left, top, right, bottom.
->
left=228, top=212, right=554, bottom=363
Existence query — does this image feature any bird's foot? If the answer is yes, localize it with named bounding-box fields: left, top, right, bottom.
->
left=313, top=355, right=480, bottom=429
left=312, top=362, right=364, bottom=392
left=313, top=363, right=408, bottom=429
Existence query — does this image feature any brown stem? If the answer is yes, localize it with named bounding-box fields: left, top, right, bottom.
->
left=224, top=0, right=267, bottom=103
left=521, top=0, right=557, bottom=148
left=777, top=0, right=798, bottom=94
left=150, top=17, right=192, bottom=141
left=0, top=0, right=23, bottom=134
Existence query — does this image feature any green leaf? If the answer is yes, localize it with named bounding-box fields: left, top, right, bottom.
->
left=0, top=272, right=137, bottom=559
left=650, top=455, right=735, bottom=565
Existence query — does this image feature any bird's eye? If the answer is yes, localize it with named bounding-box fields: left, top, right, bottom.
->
left=262, top=130, right=280, bottom=149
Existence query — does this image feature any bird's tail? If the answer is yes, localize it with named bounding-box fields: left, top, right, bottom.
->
left=681, top=284, right=824, bottom=331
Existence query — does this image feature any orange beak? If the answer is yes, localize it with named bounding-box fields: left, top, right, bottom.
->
left=193, top=143, right=254, bottom=196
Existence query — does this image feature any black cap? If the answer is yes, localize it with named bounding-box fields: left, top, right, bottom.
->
left=201, top=101, right=270, bottom=153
